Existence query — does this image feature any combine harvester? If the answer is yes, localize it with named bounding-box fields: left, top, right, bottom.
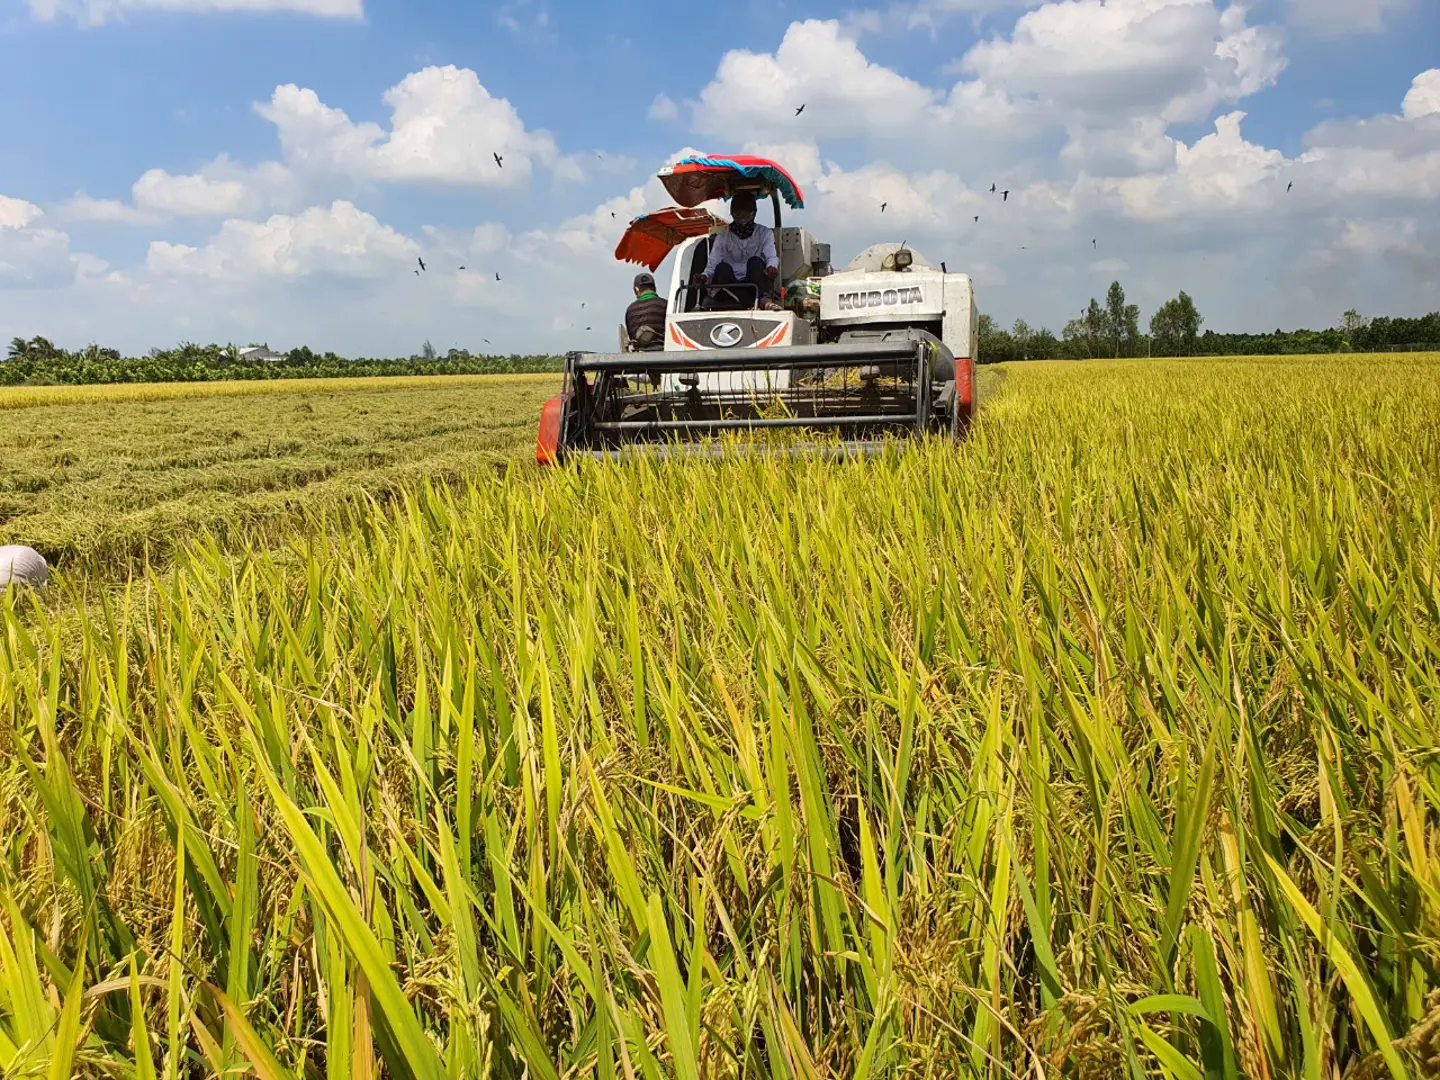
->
left=537, top=155, right=979, bottom=462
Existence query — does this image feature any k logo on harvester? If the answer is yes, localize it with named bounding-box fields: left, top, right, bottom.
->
left=710, top=322, right=743, bottom=347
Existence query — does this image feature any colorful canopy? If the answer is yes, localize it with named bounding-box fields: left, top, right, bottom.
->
left=614, top=206, right=725, bottom=271
left=657, top=155, right=806, bottom=211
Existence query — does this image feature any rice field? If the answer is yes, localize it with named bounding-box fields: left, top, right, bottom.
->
left=0, top=374, right=558, bottom=572
left=2, top=355, right=1439, bottom=1078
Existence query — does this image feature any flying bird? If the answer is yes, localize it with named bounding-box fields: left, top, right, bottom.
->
left=795, top=104, right=806, bottom=116
left=973, top=215, right=980, bottom=222
left=1092, top=239, right=1097, bottom=248
left=418, top=257, right=426, bottom=272
left=990, top=184, right=996, bottom=193
left=880, top=202, right=888, bottom=212
left=495, top=272, right=501, bottom=281
left=1287, top=181, right=1294, bottom=193
left=414, top=270, right=420, bottom=276
left=585, top=326, right=592, bottom=331
left=483, top=338, right=491, bottom=345
left=1002, top=190, right=1010, bottom=202
left=611, top=211, right=617, bottom=218
left=493, top=152, right=504, bottom=168
left=459, top=265, right=466, bottom=270
left=581, top=302, right=586, bottom=308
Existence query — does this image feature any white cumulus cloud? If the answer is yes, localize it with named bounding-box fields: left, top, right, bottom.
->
left=695, top=20, right=937, bottom=140
left=648, top=93, right=680, bottom=122
left=1328, top=217, right=1426, bottom=259
left=691, top=18, right=1041, bottom=174
left=1086, top=111, right=1286, bottom=221
left=257, top=66, right=560, bottom=188
left=0, top=228, right=89, bottom=287
left=135, top=169, right=249, bottom=217
left=146, top=201, right=418, bottom=280
left=1402, top=70, right=1440, bottom=121
left=1296, top=79, right=1440, bottom=203
left=689, top=7, right=1278, bottom=175
left=469, top=223, right=510, bottom=255
left=0, top=196, right=103, bottom=288
left=0, top=195, right=44, bottom=230
left=135, top=157, right=299, bottom=216
left=961, top=0, right=1286, bottom=125
left=55, top=195, right=164, bottom=225
left=54, top=157, right=300, bottom=225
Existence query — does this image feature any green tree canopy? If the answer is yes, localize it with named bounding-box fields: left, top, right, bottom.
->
left=1105, top=281, right=1141, bottom=358
left=1150, top=291, right=1204, bottom=357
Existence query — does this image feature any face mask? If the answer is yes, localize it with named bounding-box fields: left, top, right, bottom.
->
left=731, top=213, right=756, bottom=239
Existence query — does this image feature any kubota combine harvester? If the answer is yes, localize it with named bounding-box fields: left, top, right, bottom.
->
left=537, top=155, right=979, bottom=462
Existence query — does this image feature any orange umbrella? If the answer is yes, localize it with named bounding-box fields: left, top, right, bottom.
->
left=615, top=206, right=724, bottom=272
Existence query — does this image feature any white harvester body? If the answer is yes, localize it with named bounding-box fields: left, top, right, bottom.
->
left=537, top=155, right=980, bottom=463
left=818, top=244, right=979, bottom=362
left=656, top=235, right=976, bottom=398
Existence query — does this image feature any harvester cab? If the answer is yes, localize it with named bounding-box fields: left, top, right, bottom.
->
left=537, top=154, right=979, bottom=462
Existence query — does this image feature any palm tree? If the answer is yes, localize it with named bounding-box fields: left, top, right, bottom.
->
left=7, top=337, right=27, bottom=361
left=28, top=336, right=59, bottom=361
left=79, top=343, right=120, bottom=364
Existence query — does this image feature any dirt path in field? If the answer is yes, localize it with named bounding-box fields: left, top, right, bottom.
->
left=978, top=364, right=1008, bottom=408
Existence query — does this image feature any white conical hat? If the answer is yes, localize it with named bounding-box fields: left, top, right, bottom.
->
left=0, top=546, right=48, bottom=588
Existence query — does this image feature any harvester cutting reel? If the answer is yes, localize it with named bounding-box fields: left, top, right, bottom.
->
left=537, top=328, right=976, bottom=463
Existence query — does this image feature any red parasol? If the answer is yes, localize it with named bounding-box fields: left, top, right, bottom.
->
left=614, top=206, right=725, bottom=271
left=657, top=155, right=806, bottom=210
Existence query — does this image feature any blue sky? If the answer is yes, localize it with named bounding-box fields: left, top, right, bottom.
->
left=1, top=0, right=1437, bottom=356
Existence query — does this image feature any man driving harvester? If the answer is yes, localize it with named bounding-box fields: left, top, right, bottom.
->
left=693, top=190, right=780, bottom=310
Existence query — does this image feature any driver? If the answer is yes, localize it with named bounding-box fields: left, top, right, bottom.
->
left=694, top=190, right=780, bottom=310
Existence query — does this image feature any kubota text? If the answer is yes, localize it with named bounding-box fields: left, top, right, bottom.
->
left=836, top=287, right=925, bottom=311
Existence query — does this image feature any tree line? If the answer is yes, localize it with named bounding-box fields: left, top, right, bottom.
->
left=1, top=338, right=565, bottom=387
left=977, top=283, right=1440, bottom=363
left=6, top=295, right=1439, bottom=386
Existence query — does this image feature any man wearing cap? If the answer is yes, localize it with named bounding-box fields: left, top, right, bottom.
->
left=624, top=272, right=668, bottom=351
left=694, top=190, right=780, bottom=310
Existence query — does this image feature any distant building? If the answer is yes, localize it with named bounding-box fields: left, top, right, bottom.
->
left=239, top=345, right=284, bottom=362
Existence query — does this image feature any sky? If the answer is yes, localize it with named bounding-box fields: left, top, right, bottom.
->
left=0, top=0, right=1437, bottom=357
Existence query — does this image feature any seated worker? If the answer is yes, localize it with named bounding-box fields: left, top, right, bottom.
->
left=624, top=271, right=668, bottom=351
left=694, top=191, right=780, bottom=310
